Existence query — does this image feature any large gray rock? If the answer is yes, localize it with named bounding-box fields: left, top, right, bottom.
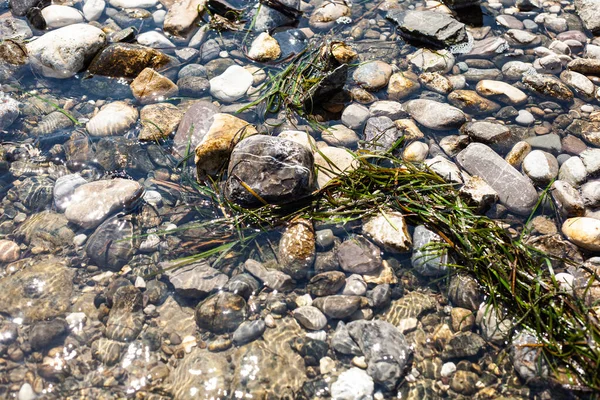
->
left=26, top=24, right=106, bottom=79
left=575, top=0, right=600, bottom=34
left=386, top=10, right=467, bottom=48
left=165, top=261, right=229, bottom=299
left=346, top=320, right=412, bottom=391
left=404, top=99, right=466, bottom=131
left=456, top=143, right=538, bottom=215
left=225, top=135, right=314, bottom=207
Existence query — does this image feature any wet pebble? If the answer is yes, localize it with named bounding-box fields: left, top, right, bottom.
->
left=0, top=239, right=20, bottom=263
left=233, top=319, right=266, bottom=345
left=195, top=292, right=247, bottom=333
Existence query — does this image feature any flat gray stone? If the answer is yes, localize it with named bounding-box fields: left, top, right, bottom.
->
left=456, top=143, right=538, bottom=215
left=386, top=10, right=467, bottom=48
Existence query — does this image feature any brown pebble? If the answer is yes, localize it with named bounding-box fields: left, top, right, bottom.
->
left=529, top=106, right=545, bottom=117
left=561, top=135, right=588, bottom=155
left=0, top=240, right=20, bottom=263
left=534, top=125, right=550, bottom=135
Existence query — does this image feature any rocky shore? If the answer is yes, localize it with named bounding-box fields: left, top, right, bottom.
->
left=0, top=0, right=600, bottom=398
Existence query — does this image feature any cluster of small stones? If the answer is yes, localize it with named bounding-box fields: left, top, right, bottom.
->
left=0, top=0, right=600, bottom=398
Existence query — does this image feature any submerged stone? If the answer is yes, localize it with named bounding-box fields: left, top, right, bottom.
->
left=225, top=135, right=314, bottom=207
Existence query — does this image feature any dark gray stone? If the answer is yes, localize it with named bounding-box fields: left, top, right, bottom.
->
left=29, top=319, right=68, bottom=350
left=331, top=321, right=362, bottom=355
left=224, top=274, right=261, bottom=299
left=386, top=10, right=467, bottom=48
left=367, top=284, right=391, bottom=309
left=361, top=116, right=401, bottom=153
left=86, top=214, right=135, bottom=271
left=347, top=320, right=412, bottom=391
left=337, top=236, right=382, bottom=274
left=456, top=143, right=538, bottom=215
left=307, top=271, right=346, bottom=297
left=243, top=259, right=294, bottom=292
left=460, top=121, right=511, bottom=145
left=233, top=320, right=266, bottom=345
left=177, top=76, right=210, bottom=97
left=225, top=135, right=315, bottom=207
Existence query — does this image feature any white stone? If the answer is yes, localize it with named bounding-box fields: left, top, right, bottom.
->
left=26, top=24, right=106, bottom=79
left=137, top=31, right=176, bottom=48
left=42, top=5, right=84, bottom=28
left=86, top=101, right=139, bottom=136
left=306, top=330, right=327, bottom=341
left=320, top=356, right=336, bottom=374
left=109, top=0, right=158, bottom=8
left=209, top=65, right=253, bottom=103
left=425, top=156, right=464, bottom=183
left=0, top=95, right=20, bottom=131
left=362, top=211, right=412, bottom=253
left=54, top=173, right=88, bottom=211
left=403, top=141, right=428, bottom=162
left=73, top=234, right=87, bottom=247
left=397, top=317, right=418, bottom=334
left=555, top=272, right=575, bottom=294
left=83, top=0, right=105, bottom=21
left=153, top=10, right=167, bottom=25
left=441, top=362, right=456, bottom=377
left=18, top=383, right=35, bottom=400
left=331, top=368, right=374, bottom=400
left=66, top=312, right=87, bottom=329
left=295, top=293, right=313, bottom=307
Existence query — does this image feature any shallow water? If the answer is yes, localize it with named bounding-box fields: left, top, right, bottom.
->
left=1, top=0, right=600, bottom=398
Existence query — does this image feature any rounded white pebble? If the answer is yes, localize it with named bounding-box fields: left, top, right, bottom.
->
left=441, top=362, right=457, bottom=377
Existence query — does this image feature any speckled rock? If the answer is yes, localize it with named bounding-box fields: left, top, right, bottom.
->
left=522, top=150, right=559, bottom=185
left=353, top=61, right=393, bottom=91
left=225, top=135, right=314, bottom=206
left=139, top=103, right=183, bottom=140
left=293, top=306, right=328, bottom=330
left=278, top=219, right=316, bottom=280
